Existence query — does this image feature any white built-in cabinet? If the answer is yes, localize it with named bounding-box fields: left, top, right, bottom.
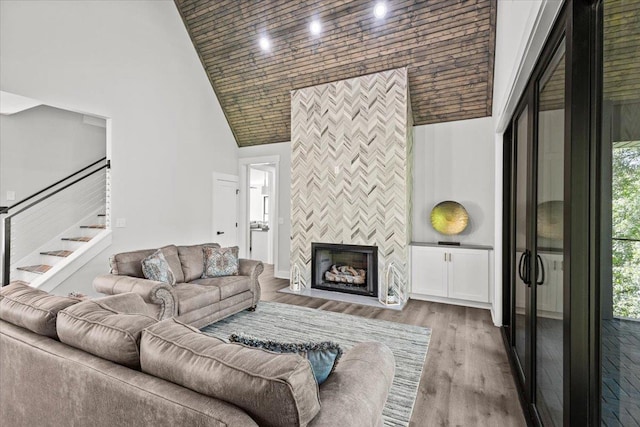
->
left=411, top=243, right=491, bottom=305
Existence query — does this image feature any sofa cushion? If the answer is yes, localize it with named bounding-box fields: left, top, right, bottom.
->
left=110, top=245, right=184, bottom=283
left=174, top=283, right=220, bottom=314
left=191, top=276, right=250, bottom=299
left=57, top=294, right=157, bottom=369
left=110, top=248, right=155, bottom=278
left=140, top=318, right=321, bottom=427
left=177, top=243, right=220, bottom=282
left=141, top=249, right=176, bottom=286
left=202, top=246, right=239, bottom=278
left=158, top=245, right=185, bottom=284
left=0, top=282, right=79, bottom=339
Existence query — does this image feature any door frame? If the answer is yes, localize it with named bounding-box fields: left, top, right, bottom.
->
left=238, top=156, right=280, bottom=277
left=503, top=20, right=570, bottom=427
left=212, top=172, right=239, bottom=246
left=501, top=0, right=606, bottom=425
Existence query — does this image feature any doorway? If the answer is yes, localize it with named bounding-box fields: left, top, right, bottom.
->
left=247, top=164, right=275, bottom=263
left=238, top=156, right=280, bottom=274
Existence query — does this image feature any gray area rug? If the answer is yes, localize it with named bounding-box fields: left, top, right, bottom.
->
left=201, top=301, right=431, bottom=427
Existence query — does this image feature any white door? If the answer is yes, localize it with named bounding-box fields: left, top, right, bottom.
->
left=212, top=174, right=239, bottom=247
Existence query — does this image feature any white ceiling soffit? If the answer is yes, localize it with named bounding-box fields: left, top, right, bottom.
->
left=0, top=91, right=43, bottom=115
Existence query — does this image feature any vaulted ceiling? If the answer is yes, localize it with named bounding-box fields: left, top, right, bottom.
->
left=175, top=0, right=497, bottom=147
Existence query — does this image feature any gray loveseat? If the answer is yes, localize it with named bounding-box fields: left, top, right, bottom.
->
left=93, top=243, right=263, bottom=328
left=0, top=283, right=396, bottom=427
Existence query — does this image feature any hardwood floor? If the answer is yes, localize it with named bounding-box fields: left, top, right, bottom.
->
left=259, top=264, right=526, bottom=427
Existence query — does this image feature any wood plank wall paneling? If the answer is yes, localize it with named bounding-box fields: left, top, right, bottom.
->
left=175, top=0, right=497, bottom=146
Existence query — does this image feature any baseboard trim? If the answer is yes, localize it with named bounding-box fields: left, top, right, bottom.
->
left=275, top=270, right=290, bottom=280
left=411, top=293, right=492, bottom=311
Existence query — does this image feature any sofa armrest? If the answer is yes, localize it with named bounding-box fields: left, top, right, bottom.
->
left=310, top=342, right=395, bottom=427
left=93, top=275, right=177, bottom=320
left=238, top=259, right=264, bottom=306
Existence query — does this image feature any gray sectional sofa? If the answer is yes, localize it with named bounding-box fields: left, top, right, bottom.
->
left=0, top=283, right=396, bottom=427
left=93, top=243, right=263, bottom=328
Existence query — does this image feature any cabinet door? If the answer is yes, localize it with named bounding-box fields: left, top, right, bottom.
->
left=548, top=254, right=564, bottom=314
left=536, top=253, right=557, bottom=313
left=411, top=247, right=447, bottom=297
left=448, top=249, right=489, bottom=302
left=515, top=251, right=526, bottom=315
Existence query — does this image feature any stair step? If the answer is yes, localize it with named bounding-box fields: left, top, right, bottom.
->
left=61, top=237, right=93, bottom=242
left=40, top=250, right=74, bottom=258
left=8, top=280, right=30, bottom=286
left=17, top=265, right=52, bottom=274
left=80, top=224, right=106, bottom=229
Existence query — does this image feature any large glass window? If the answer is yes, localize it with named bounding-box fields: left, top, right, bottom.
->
left=601, top=0, right=640, bottom=425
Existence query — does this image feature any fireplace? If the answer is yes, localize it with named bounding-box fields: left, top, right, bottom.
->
left=311, top=243, right=378, bottom=297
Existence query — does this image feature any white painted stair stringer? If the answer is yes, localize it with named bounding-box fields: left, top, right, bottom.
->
left=7, top=208, right=111, bottom=291
left=37, top=229, right=111, bottom=292
left=8, top=209, right=103, bottom=277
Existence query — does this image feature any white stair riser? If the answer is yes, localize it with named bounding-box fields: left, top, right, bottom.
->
left=13, top=269, right=41, bottom=283
left=80, top=227, right=105, bottom=238
left=39, top=254, right=68, bottom=266
left=62, top=240, right=90, bottom=251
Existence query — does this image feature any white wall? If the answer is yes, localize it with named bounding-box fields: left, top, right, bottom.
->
left=238, top=142, right=291, bottom=277
left=1, top=0, right=239, bottom=294
left=492, top=1, right=545, bottom=120
left=413, top=117, right=496, bottom=246
left=0, top=105, right=106, bottom=206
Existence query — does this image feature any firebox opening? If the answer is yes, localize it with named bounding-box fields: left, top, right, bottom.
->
left=311, top=243, right=378, bottom=297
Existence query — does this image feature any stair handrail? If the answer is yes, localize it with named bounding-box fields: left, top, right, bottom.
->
left=1, top=157, right=107, bottom=215
left=1, top=158, right=110, bottom=286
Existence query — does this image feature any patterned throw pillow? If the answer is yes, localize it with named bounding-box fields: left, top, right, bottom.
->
left=228, top=333, right=343, bottom=385
left=202, top=246, right=239, bottom=278
left=141, top=249, right=176, bottom=286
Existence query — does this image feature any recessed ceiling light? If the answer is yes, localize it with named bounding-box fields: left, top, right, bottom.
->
left=310, top=20, right=322, bottom=36
left=259, top=36, right=271, bottom=52
left=373, top=1, right=387, bottom=19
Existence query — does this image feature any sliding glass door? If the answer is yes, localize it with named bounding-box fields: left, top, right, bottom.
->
left=535, top=40, right=566, bottom=427
left=503, top=9, right=567, bottom=426
left=513, top=103, right=530, bottom=382
left=504, top=0, right=639, bottom=425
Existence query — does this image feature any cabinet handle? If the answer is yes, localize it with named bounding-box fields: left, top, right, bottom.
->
left=444, top=253, right=447, bottom=262
left=448, top=253, right=452, bottom=262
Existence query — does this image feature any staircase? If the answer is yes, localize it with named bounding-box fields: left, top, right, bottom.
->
left=1, top=158, right=111, bottom=291
left=10, top=213, right=110, bottom=290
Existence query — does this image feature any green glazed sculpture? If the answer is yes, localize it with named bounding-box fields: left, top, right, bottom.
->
left=430, top=201, right=469, bottom=235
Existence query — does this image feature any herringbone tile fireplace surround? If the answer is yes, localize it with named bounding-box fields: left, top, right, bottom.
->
left=290, top=68, right=413, bottom=294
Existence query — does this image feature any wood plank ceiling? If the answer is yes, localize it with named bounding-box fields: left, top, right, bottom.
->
left=175, top=0, right=497, bottom=147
